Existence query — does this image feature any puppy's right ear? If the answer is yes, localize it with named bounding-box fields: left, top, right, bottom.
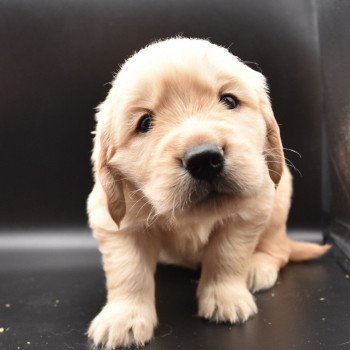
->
left=95, top=129, right=126, bottom=227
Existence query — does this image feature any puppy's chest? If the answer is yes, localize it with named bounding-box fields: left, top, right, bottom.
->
left=162, top=219, right=217, bottom=261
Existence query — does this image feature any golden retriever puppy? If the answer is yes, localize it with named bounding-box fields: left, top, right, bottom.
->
left=87, top=37, right=330, bottom=349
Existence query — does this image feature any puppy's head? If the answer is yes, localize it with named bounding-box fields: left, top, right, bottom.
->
left=93, top=38, right=284, bottom=226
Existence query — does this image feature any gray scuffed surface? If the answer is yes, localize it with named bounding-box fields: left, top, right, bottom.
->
left=0, top=230, right=348, bottom=350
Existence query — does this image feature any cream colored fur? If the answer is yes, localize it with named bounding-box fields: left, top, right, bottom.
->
left=87, top=38, right=330, bottom=349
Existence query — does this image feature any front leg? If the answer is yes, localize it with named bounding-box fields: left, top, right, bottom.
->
left=197, top=217, right=263, bottom=323
left=88, top=225, right=159, bottom=349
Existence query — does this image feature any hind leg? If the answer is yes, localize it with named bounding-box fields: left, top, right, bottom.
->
left=247, top=166, right=292, bottom=293
left=248, top=254, right=278, bottom=293
left=247, top=229, right=290, bottom=292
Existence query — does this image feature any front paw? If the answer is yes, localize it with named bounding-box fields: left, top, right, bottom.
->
left=198, top=282, right=257, bottom=323
left=88, top=301, right=157, bottom=349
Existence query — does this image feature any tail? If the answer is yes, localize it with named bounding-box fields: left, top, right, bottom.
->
left=289, top=239, right=332, bottom=262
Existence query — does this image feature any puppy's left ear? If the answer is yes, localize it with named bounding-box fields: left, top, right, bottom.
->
left=95, top=129, right=126, bottom=227
left=259, top=91, right=284, bottom=185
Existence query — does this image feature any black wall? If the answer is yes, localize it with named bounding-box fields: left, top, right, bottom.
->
left=318, top=0, right=350, bottom=258
left=0, top=0, right=324, bottom=230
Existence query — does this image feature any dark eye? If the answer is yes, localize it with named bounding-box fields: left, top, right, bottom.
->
left=137, top=113, right=153, bottom=133
left=220, top=94, right=239, bottom=109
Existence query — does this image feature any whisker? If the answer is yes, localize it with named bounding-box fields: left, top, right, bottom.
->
left=264, top=147, right=302, bottom=158
left=266, top=161, right=302, bottom=178
left=283, top=147, right=302, bottom=158
left=266, top=167, right=282, bottom=178
left=128, top=187, right=146, bottom=200
left=268, top=158, right=294, bottom=169
left=145, top=208, right=158, bottom=228
left=135, top=199, right=151, bottom=218
left=129, top=193, right=148, bottom=214
left=264, top=152, right=302, bottom=177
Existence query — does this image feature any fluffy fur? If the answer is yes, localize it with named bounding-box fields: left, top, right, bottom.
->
left=87, top=38, right=330, bottom=349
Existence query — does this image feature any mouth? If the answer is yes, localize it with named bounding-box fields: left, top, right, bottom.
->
left=186, top=177, right=239, bottom=208
left=194, top=190, right=229, bottom=206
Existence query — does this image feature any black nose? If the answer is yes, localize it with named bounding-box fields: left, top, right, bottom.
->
left=183, top=144, right=224, bottom=180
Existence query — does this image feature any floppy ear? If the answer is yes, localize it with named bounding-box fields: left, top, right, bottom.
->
left=260, top=91, right=284, bottom=185
left=95, top=129, right=126, bottom=227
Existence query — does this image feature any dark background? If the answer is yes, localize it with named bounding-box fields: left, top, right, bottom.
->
left=0, top=0, right=324, bottom=231
left=318, top=0, right=350, bottom=266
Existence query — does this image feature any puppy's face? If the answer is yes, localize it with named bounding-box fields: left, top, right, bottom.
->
left=95, top=39, right=283, bottom=225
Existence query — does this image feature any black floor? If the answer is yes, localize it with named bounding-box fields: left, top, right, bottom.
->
left=0, top=231, right=349, bottom=350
